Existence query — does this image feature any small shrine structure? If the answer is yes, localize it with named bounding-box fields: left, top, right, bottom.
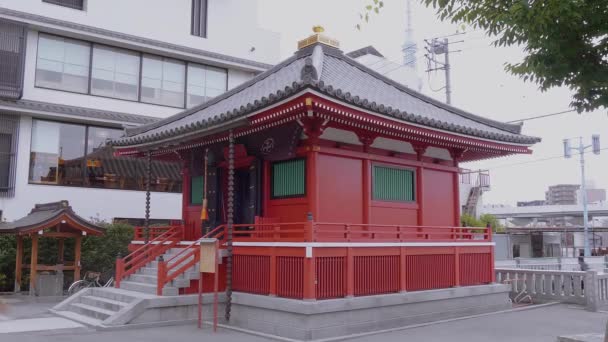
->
left=0, top=201, right=104, bottom=295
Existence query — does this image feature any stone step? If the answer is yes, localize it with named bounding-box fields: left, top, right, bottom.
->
left=128, top=274, right=158, bottom=285
left=128, top=273, right=191, bottom=288
left=70, top=302, right=115, bottom=320
left=53, top=310, right=103, bottom=327
left=148, top=259, right=199, bottom=268
left=137, top=266, right=199, bottom=281
left=89, top=287, right=140, bottom=302
left=80, top=295, right=128, bottom=312
left=119, top=280, right=178, bottom=296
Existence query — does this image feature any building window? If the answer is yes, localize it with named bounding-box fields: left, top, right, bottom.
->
left=191, top=0, right=208, bottom=38
left=0, top=114, right=19, bottom=198
left=141, top=55, right=186, bottom=108
left=191, top=176, right=204, bottom=205
left=91, top=45, right=140, bottom=101
left=372, top=165, right=415, bottom=202
left=28, top=119, right=182, bottom=193
left=35, top=34, right=90, bottom=93
left=29, top=120, right=86, bottom=185
left=271, top=159, right=305, bottom=199
left=42, top=0, right=84, bottom=10
left=35, top=33, right=228, bottom=108
left=186, top=63, right=228, bottom=108
left=0, top=19, right=27, bottom=100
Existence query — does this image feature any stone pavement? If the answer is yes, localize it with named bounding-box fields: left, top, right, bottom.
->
left=1, top=302, right=607, bottom=342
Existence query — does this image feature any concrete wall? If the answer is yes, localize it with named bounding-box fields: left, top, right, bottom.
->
left=0, top=0, right=280, bottom=65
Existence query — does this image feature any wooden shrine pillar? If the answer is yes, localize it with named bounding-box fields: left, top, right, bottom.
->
left=57, top=238, right=64, bottom=264
left=14, top=235, right=23, bottom=293
left=74, top=235, right=82, bottom=281
left=29, top=234, right=38, bottom=296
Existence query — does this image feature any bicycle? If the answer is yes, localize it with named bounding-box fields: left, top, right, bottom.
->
left=67, top=271, right=114, bottom=296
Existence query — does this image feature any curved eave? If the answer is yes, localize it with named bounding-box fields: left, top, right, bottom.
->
left=111, top=86, right=540, bottom=153
left=0, top=210, right=105, bottom=236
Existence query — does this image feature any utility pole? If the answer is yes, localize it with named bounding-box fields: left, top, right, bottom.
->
left=424, top=37, right=461, bottom=105
left=564, top=135, right=601, bottom=257
left=443, top=38, right=451, bottom=105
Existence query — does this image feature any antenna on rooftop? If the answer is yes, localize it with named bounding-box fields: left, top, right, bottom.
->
left=402, top=0, right=417, bottom=71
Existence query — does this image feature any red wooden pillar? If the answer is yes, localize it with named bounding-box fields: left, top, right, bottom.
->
left=30, top=234, right=38, bottom=295
left=357, top=132, right=375, bottom=226
left=269, top=248, right=277, bottom=296
left=399, top=246, right=407, bottom=292
left=453, top=171, right=461, bottom=227
left=454, top=247, right=461, bottom=287
left=362, top=159, right=371, bottom=225
left=413, top=145, right=427, bottom=226
left=307, top=149, right=319, bottom=220
left=303, top=249, right=316, bottom=300
left=449, top=148, right=465, bottom=227
left=346, top=247, right=354, bottom=297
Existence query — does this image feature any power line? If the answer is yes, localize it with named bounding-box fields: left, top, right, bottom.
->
left=506, top=109, right=577, bottom=123
left=478, top=147, right=608, bottom=170
left=506, top=109, right=576, bottom=123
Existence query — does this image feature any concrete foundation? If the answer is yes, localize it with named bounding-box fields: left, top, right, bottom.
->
left=230, top=284, right=511, bottom=340
left=53, top=284, right=511, bottom=341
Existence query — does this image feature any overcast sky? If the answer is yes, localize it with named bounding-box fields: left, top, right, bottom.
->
left=258, top=0, right=608, bottom=206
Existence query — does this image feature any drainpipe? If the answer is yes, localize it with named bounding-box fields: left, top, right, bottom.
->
left=225, top=130, right=235, bottom=321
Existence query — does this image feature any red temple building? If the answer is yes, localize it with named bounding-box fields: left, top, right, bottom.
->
left=56, top=28, right=540, bottom=339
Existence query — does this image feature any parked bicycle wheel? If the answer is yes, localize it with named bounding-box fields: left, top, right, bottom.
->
left=67, top=280, right=92, bottom=296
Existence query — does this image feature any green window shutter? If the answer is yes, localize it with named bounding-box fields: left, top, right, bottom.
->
left=272, top=159, right=305, bottom=198
left=373, top=166, right=414, bottom=202
left=191, top=176, right=204, bottom=205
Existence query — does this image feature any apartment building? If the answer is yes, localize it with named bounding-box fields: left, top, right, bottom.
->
left=0, top=0, right=280, bottom=222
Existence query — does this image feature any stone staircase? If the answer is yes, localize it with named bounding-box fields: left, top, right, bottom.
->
left=52, top=248, right=201, bottom=327
left=118, top=247, right=201, bottom=296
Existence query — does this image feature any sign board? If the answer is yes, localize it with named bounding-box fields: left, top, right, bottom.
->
left=199, top=238, right=217, bottom=273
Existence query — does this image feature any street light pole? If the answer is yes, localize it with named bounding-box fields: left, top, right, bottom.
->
left=564, top=135, right=600, bottom=257
left=578, top=137, right=590, bottom=257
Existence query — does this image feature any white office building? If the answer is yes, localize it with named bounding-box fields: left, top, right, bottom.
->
left=0, top=0, right=280, bottom=223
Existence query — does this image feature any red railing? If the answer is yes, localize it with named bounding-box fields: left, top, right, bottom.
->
left=133, top=226, right=175, bottom=241
left=153, top=220, right=492, bottom=296
left=216, top=222, right=491, bottom=243
left=156, top=225, right=225, bottom=295
left=115, top=226, right=182, bottom=288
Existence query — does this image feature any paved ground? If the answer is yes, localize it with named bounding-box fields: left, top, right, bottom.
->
left=1, top=297, right=607, bottom=341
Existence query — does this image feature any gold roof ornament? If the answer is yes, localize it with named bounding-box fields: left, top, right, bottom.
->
left=297, top=25, right=340, bottom=50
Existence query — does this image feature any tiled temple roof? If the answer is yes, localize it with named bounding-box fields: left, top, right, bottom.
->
left=0, top=201, right=104, bottom=235
left=112, top=43, right=540, bottom=148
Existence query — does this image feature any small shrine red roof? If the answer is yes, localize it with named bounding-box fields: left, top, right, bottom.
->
left=0, top=201, right=105, bottom=235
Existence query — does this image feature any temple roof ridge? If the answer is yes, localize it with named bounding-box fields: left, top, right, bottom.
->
left=111, top=38, right=540, bottom=149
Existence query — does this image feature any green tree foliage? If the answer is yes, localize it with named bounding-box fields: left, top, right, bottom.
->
left=0, top=222, right=133, bottom=291
left=360, top=0, right=608, bottom=113
left=461, top=213, right=503, bottom=232
left=0, top=235, right=16, bottom=291
left=81, top=222, right=134, bottom=279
